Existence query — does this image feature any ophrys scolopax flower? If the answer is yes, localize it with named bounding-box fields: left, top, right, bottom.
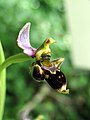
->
left=17, top=22, right=69, bottom=94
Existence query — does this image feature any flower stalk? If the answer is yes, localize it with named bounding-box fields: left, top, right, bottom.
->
left=0, top=53, right=31, bottom=72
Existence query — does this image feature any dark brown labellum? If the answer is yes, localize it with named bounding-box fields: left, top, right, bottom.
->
left=31, top=53, right=69, bottom=93
left=33, top=64, right=45, bottom=81
left=45, top=70, right=67, bottom=90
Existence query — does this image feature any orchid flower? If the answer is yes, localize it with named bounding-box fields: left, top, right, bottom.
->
left=17, top=22, right=69, bottom=94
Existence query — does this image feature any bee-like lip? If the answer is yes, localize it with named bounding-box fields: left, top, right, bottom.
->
left=32, top=60, right=69, bottom=94
left=45, top=70, right=67, bottom=90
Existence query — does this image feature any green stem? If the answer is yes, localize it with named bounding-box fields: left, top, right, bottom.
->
left=0, top=53, right=31, bottom=72
left=0, top=41, right=6, bottom=120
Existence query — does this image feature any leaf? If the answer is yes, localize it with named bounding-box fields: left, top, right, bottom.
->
left=0, top=41, right=6, bottom=120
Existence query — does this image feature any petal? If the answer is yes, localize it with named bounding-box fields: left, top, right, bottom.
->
left=17, top=22, right=36, bottom=56
left=24, top=48, right=35, bottom=57
left=17, top=22, right=31, bottom=49
left=51, top=58, right=64, bottom=68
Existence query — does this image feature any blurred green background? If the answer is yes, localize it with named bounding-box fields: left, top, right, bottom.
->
left=0, top=0, right=90, bottom=120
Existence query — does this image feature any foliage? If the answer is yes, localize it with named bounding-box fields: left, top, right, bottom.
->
left=0, top=0, right=90, bottom=120
left=0, top=41, right=6, bottom=120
